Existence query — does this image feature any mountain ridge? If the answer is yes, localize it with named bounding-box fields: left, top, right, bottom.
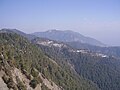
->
left=1, top=28, right=120, bottom=90
left=32, top=29, right=105, bottom=47
left=33, top=37, right=120, bottom=90
left=0, top=29, right=99, bottom=90
left=0, top=28, right=36, bottom=40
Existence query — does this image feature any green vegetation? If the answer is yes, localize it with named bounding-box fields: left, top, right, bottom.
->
left=0, top=32, right=98, bottom=90
left=29, top=79, right=38, bottom=89
left=30, top=68, right=43, bottom=89
left=37, top=40, right=120, bottom=90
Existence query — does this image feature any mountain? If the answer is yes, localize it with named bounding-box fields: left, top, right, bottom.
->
left=0, top=28, right=36, bottom=40
left=32, top=37, right=120, bottom=90
left=32, top=30, right=105, bottom=46
left=0, top=30, right=99, bottom=90
left=1, top=28, right=120, bottom=90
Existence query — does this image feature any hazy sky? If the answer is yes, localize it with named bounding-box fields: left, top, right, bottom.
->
left=0, top=0, right=120, bottom=46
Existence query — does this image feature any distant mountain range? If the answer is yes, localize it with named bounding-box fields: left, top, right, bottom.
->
left=32, top=30, right=105, bottom=47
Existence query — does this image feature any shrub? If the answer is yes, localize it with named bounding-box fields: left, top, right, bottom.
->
left=29, top=79, right=38, bottom=89
left=31, top=68, right=39, bottom=77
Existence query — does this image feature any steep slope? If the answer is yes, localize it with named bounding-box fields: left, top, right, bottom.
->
left=0, top=32, right=98, bottom=90
left=32, top=30, right=105, bottom=46
left=33, top=38, right=120, bottom=90
left=0, top=33, right=61, bottom=90
left=0, top=71, right=9, bottom=90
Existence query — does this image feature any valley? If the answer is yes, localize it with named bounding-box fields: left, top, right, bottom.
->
left=0, top=29, right=120, bottom=90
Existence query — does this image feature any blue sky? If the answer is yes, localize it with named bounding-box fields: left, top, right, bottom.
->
left=0, top=0, right=120, bottom=46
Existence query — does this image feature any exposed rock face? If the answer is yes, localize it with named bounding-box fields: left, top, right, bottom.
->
left=0, top=67, right=61, bottom=90
left=39, top=73, right=61, bottom=90
left=0, top=77, right=9, bottom=90
left=12, top=68, right=34, bottom=90
left=0, top=70, right=8, bottom=90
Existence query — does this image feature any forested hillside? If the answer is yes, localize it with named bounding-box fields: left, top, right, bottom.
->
left=0, top=32, right=98, bottom=90
left=1, top=29, right=120, bottom=90
left=33, top=38, right=120, bottom=90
